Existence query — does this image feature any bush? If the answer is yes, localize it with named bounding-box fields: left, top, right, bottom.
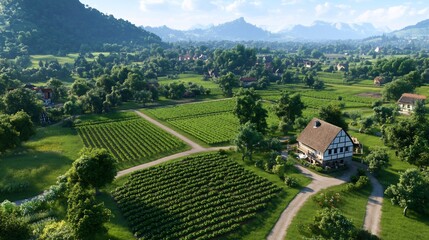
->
left=284, top=176, right=298, bottom=187
left=355, top=176, right=369, bottom=189
left=313, top=191, right=342, bottom=208
left=254, top=160, right=264, bottom=169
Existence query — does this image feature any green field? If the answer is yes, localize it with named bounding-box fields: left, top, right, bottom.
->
left=0, top=125, right=83, bottom=202
left=143, top=99, right=279, bottom=145
left=285, top=183, right=372, bottom=240
left=112, top=153, right=281, bottom=240
left=75, top=112, right=188, bottom=170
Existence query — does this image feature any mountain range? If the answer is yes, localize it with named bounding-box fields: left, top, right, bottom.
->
left=143, top=17, right=429, bottom=42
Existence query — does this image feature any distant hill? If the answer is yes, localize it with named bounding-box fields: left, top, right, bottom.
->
left=0, top=0, right=161, bottom=56
left=390, top=19, right=429, bottom=39
left=280, top=21, right=383, bottom=40
left=144, top=17, right=272, bottom=42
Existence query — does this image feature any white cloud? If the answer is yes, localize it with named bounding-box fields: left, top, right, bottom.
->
left=315, top=2, right=331, bottom=17
left=140, top=0, right=165, bottom=11
left=182, top=0, right=194, bottom=11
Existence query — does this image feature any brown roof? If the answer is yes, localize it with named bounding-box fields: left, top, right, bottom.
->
left=239, top=77, right=257, bottom=82
left=397, top=93, right=427, bottom=104
left=297, top=118, right=342, bottom=153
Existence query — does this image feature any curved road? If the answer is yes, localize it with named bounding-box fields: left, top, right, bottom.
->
left=267, top=164, right=357, bottom=240
left=363, top=173, right=383, bottom=236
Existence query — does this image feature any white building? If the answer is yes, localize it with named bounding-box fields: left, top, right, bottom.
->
left=297, top=118, right=354, bottom=167
left=397, top=93, right=427, bottom=115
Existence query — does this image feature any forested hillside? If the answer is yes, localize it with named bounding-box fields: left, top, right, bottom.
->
left=0, top=0, right=161, bottom=57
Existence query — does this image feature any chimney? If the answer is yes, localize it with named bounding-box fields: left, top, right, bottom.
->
left=314, top=120, right=321, bottom=128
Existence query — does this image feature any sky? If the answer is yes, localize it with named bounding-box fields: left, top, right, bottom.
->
left=79, top=0, right=429, bottom=32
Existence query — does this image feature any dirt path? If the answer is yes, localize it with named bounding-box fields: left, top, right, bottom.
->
left=134, top=110, right=205, bottom=151
left=363, top=173, right=383, bottom=236
left=267, top=164, right=357, bottom=240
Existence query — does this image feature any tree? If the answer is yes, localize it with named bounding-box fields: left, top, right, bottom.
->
left=234, top=122, right=264, bottom=161
left=365, top=148, right=389, bottom=173
left=400, top=136, right=429, bottom=169
left=3, top=88, right=43, bottom=122
left=0, top=208, right=32, bottom=240
left=412, top=99, right=426, bottom=124
left=68, top=148, right=117, bottom=190
left=385, top=169, right=429, bottom=216
left=63, top=97, right=83, bottom=116
left=382, top=79, right=414, bottom=101
left=218, top=72, right=238, bottom=97
left=67, top=184, right=111, bottom=240
left=301, top=208, right=356, bottom=240
left=274, top=92, right=305, bottom=124
left=318, top=104, right=348, bottom=130
left=313, top=79, right=325, bottom=90
left=70, top=79, right=91, bottom=97
left=373, top=105, right=396, bottom=125
left=304, top=73, right=315, bottom=87
left=9, top=111, right=35, bottom=141
left=134, top=90, right=152, bottom=106
left=0, top=114, right=20, bottom=153
left=47, top=78, right=67, bottom=102
left=40, top=221, right=74, bottom=240
left=233, top=88, right=268, bottom=134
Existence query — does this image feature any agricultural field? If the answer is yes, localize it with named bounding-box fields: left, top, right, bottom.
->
left=112, top=153, right=281, bottom=240
left=75, top=112, right=188, bottom=169
left=158, top=74, right=224, bottom=97
left=143, top=99, right=279, bottom=145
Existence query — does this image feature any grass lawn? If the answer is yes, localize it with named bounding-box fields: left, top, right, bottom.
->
left=0, top=125, right=83, bottom=202
left=285, top=183, right=372, bottom=240
left=30, top=54, right=78, bottom=68
left=348, top=131, right=429, bottom=239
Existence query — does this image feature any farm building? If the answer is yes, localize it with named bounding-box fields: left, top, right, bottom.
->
left=239, top=77, right=257, bottom=87
left=397, top=93, right=427, bottom=114
left=297, top=118, right=354, bottom=168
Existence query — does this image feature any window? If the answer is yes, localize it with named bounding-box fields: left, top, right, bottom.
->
left=328, top=149, right=332, bottom=154
left=334, top=148, right=338, bottom=154
left=340, top=147, right=343, bottom=153
left=345, top=146, right=349, bottom=152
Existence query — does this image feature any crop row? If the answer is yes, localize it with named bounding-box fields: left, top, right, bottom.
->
left=76, top=119, right=185, bottom=162
left=144, top=99, right=235, bottom=120
left=112, top=153, right=281, bottom=240
left=168, top=113, right=239, bottom=144
left=299, top=91, right=374, bottom=104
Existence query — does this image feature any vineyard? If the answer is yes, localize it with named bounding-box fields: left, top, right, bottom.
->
left=76, top=115, right=187, bottom=168
left=144, top=100, right=278, bottom=145
left=145, top=99, right=235, bottom=121
left=112, top=153, right=281, bottom=240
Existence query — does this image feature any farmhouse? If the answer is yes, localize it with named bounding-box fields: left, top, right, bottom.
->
left=397, top=93, right=427, bottom=114
left=239, top=77, right=257, bottom=87
left=297, top=118, right=354, bottom=168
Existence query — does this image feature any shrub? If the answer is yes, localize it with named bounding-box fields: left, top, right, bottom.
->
left=284, top=176, right=298, bottom=187
left=355, top=176, right=369, bottom=189
left=254, top=160, right=264, bottom=169
left=313, top=191, right=342, bottom=208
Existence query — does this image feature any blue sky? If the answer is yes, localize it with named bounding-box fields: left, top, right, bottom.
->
left=79, top=0, right=429, bottom=31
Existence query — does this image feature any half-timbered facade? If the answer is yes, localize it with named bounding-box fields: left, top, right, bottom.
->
left=297, top=118, right=354, bottom=167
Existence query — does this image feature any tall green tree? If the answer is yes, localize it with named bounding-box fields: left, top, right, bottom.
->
left=0, top=114, right=20, bottom=153
left=68, top=148, right=117, bottom=191
left=365, top=148, right=389, bottom=173
left=47, top=78, right=67, bottom=102
left=318, top=104, right=348, bottom=130
left=274, top=92, right=305, bottom=124
left=382, top=79, right=414, bottom=101
left=385, top=169, right=429, bottom=216
left=234, top=122, right=264, bottom=161
left=67, top=184, right=111, bottom=240
left=218, top=72, right=238, bottom=97
left=3, top=88, right=43, bottom=122
left=301, top=208, right=356, bottom=240
left=9, top=111, right=35, bottom=141
left=233, top=88, right=268, bottom=134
